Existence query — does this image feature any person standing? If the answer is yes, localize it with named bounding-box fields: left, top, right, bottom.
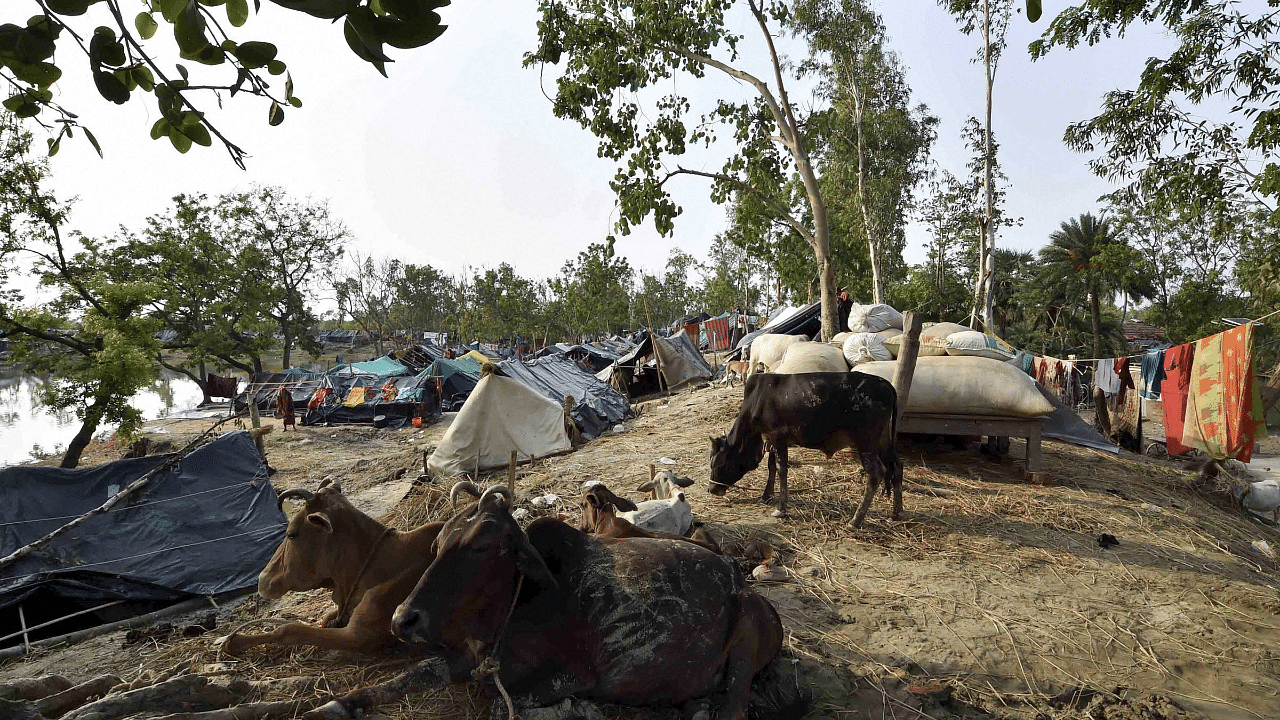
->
left=836, top=287, right=853, bottom=333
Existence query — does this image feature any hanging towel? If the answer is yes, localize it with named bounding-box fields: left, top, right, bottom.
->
left=1095, top=359, right=1122, bottom=396
left=1181, top=324, right=1267, bottom=462
left=341, top=385, right=368, bottom=408
left=1139, top=349, right=1167, bottom=400
left=1162, top=343, right=1196, bottom=456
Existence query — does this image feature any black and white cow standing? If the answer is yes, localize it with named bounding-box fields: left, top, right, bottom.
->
left=708, top=372, right=901, bottom=526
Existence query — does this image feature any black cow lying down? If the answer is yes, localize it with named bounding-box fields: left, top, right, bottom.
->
left=709, top=371, right=901, bottom=527
left=302, top=482, right=805, bottom=720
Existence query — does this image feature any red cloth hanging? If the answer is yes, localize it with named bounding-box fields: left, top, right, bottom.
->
left=1161, top=343, right=1196, bottom=456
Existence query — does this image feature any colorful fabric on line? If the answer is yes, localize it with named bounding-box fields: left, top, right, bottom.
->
left=381, top=381, right=399, bottom=402
left=308, top=387, right=332, bottom=412
left=1181, top=324, right=1267, bottom=462
left=1161, top=343, right=1196, bottom=456
left=1095, top=359, right=1121, bottom=396
left=705, top=317, right=733, bottom=352
left=207, top=374, right=238, bottom=399
left=1139, top=349, right=1166, bottom=400
left=1115, top=357, right=1136, bottom=406
left=341, top=385, right=368, bottom=408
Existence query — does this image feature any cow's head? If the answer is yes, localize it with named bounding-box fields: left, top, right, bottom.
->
left=258, top=479, right=357, bottom=600
left=579, top=482, right=638, bottom=530
left=637, top=470, right=694, bottom=500
left=391, top=482, right=556, bottom=649
left=708, top=432, right=764, bottom=496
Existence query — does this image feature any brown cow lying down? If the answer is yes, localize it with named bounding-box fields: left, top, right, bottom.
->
left=580, top=482, right=722, bottom=554
left=301, top=483, right=805, bottom=720
left=220, top=479, right=443, bottom=656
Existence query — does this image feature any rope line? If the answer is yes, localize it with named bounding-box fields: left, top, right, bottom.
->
left=0, top=526, right=280, bottom=585
left=0, top=477, right=268, bottom=528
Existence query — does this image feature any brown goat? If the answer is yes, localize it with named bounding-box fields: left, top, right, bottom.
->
left=580, top=484, right=722, bottom=554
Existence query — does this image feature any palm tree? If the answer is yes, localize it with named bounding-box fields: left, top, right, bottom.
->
left=1039, top=213, right=1133, bottom=358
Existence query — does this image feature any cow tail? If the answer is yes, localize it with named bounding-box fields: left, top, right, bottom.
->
left=883, top=392, right=901, bottom=498
left=749, top=649, right=814, bottom=720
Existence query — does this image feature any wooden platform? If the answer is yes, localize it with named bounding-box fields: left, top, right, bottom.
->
left=898, top=412, right=1047, bottom=483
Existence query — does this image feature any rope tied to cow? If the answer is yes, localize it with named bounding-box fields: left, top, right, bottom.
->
left=472, top=573, right=524, bottom=720
left=335, top=526, right=393, bottom=628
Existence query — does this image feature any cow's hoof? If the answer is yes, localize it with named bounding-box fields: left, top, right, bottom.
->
left=769, top=508, right=788, bottom=518
left=752, top=563, right=787, bottom=582
left=216, top=634, right=244, bottom=656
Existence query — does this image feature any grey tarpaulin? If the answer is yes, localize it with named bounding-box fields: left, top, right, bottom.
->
left=1038, top=385, right=1119, bottom=454
left=653, top=328, right=713, bottom=389
left=0, top=431, right=286, bottom=612
left=499, top=354, right=631, bottom=439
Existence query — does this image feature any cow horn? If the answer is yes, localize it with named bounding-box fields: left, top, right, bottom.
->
left=479, top=485, right=513, bottom=508
left=318, top=477, right=344, bottom=495
left=450, top=481, right=484, bottom=509
left=276, top=488, right=314, bottom=511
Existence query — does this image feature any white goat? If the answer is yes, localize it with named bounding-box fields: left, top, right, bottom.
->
left=583, top=479, right=693, bottom=536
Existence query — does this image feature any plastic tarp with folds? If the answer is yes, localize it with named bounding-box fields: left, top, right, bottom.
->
left=498, top=354, right=630, bottom=439
left=654, top=328, right=713, bottom=388
left=350, top=356, right=412, bottom=377
left=428, top=374, right=571, bottom=476
left=0, top=431, right=285, bottom=611
left=425, top=357, right=482, bottom=410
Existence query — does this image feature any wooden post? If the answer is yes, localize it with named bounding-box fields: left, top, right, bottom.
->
left=891, top=312, right=923, bottom=426
left=649, top=463, right=656, bottom=481
left=247, top=394, right=265, bottom=457
left=641, top=295, right=668, bottom=394
left=508, top=451, right=517, bottom=489
left=18, top=605, right=29, bottom=654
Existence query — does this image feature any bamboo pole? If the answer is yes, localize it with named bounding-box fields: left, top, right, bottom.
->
left=18, top=605, right=29, bottom=654
left=640, top=295, right=668, bottom=394
left=508, top=451, right=517, bottom=489
left=0, top=600, right=126, bottom=646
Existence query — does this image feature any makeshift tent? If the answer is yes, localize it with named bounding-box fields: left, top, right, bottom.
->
left=302, top=371, right=439, bottom=428
left=424, top=357, right=482, bottom=411
left=460, top=349, right=495, bottom=365
left=0, top=432, right=284, bottom=638
left=499, top=354, right=630, bottom=438
left=732, top=301, right=822, bottom=358
left=427, top=374, right=571, bottom=476
left=237, top=369, right=325, bottom=411
left=654, top=328, right=714, bottom=388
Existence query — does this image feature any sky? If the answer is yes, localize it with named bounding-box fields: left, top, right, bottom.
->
left=27, top=0, right=1176, bottom=297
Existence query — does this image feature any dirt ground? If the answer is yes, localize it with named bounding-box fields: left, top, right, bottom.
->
left=3, top=382, right=1280, bottom=720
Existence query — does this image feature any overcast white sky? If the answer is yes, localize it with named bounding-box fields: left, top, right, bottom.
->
left=34, top=1, right=1174, bottom=290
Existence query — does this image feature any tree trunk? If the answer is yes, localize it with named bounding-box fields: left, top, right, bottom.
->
left=61, top=392, right=110, bottom=469
left=980, top=0, right=997, bottom=331
left=1090, top=288, right=1103, bottom=359
left=280, top=319, right=292, bottom=369
left=850, top=71, right=885, bottom=305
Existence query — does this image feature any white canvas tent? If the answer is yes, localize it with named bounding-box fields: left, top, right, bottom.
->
left=427, top=374, right=571, bottom=476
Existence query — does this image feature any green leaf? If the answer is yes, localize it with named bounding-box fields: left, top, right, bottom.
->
left=83, top=127, right=103, bottom=158
left=135, top=12, right=159, bottom=39
left=226, top=0, right=250, bottom=27
left=176, top=63, right=190, bottom=81
left=47, top=135, right=60, bottom=156
left=268, top=101, right=284, bottom=126
left=343, top=8, right=390, bottom=76
left=44, top=0, right=100, bottom=16
left=150, top=117, right=171, bottom=140
left=183, top=122, right=212, bottom=147
left=1025, top=0, right=1041, bottom=22
left=284, top=72, right=293, bottom=100
left=7, top=60, right=62, bottom=87
left=233, top=40, right=277, bottom=68
left=267, top=59, right=286, bottom=75
left=287, top=96, right=302, bottom=108
left=90, top=26, right=127, bottom=68
left=93, top=70, right=130, bottom=103
left=174, top=2, right=210, bottom=54
left=267, top=0, right=358, bottom=21
left=132, top=65, right=155, bottom=91
left=159, top=0, right=189, bottom=24
left=169, top=127, right=193, bottom=153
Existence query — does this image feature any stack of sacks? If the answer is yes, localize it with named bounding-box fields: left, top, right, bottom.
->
left=944, top=330, right=1015, bottom=361
left=842, top=332, right=893, bottom=365
left=839, top=304, right=905, bottom=364
left=773, top=341, right=849, bottom=373
left=829, top=331, right=852, bottom=347
left=853, top=356, right=1054, bottom=417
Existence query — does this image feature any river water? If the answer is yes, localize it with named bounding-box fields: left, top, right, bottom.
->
left=0, top=370, right=207, bottom=467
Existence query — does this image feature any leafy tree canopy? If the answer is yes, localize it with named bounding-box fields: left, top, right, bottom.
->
left=4, top=0, right=451, bottom=166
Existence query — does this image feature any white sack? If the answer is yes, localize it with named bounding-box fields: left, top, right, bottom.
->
left=847, top=303, right=904, bottom=333
left=884, top=321, right=972, bottom=358
left=842, top=332, right=893, bottom=365
left=945, top=330, right=1016, bottom=361
left=749, top=333, right=809, bottom=375
left=428, top=374, right=570, bottom=476
left=1243, top=479, right=1280, bottom=521
left=829, top=331, right=852, bottom=347
left=852, top=355, right=1054, bottom=417
left=774, top=342, right=849, bottom=373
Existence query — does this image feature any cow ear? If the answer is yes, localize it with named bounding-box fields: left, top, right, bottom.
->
left=307, top=512, right=333, bottom=533
left=636, top=480, right=654, bottom=493
left=673, top=474, right=694, bottom=488
left=512, top=532, right=557, bottom=589
left=585, top=494, right=601, bottom=508
left=606, top=489, right=638, bottom=512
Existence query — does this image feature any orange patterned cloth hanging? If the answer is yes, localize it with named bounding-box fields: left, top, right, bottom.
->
left=1181, top=324, right=1267, bottom=462
left=381, top=381, right=399, bottom=402
left=308, top=387, right=332, bottom=412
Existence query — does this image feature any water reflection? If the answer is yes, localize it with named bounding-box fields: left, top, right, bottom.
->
left=0, top=369, right=206, bottom=467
